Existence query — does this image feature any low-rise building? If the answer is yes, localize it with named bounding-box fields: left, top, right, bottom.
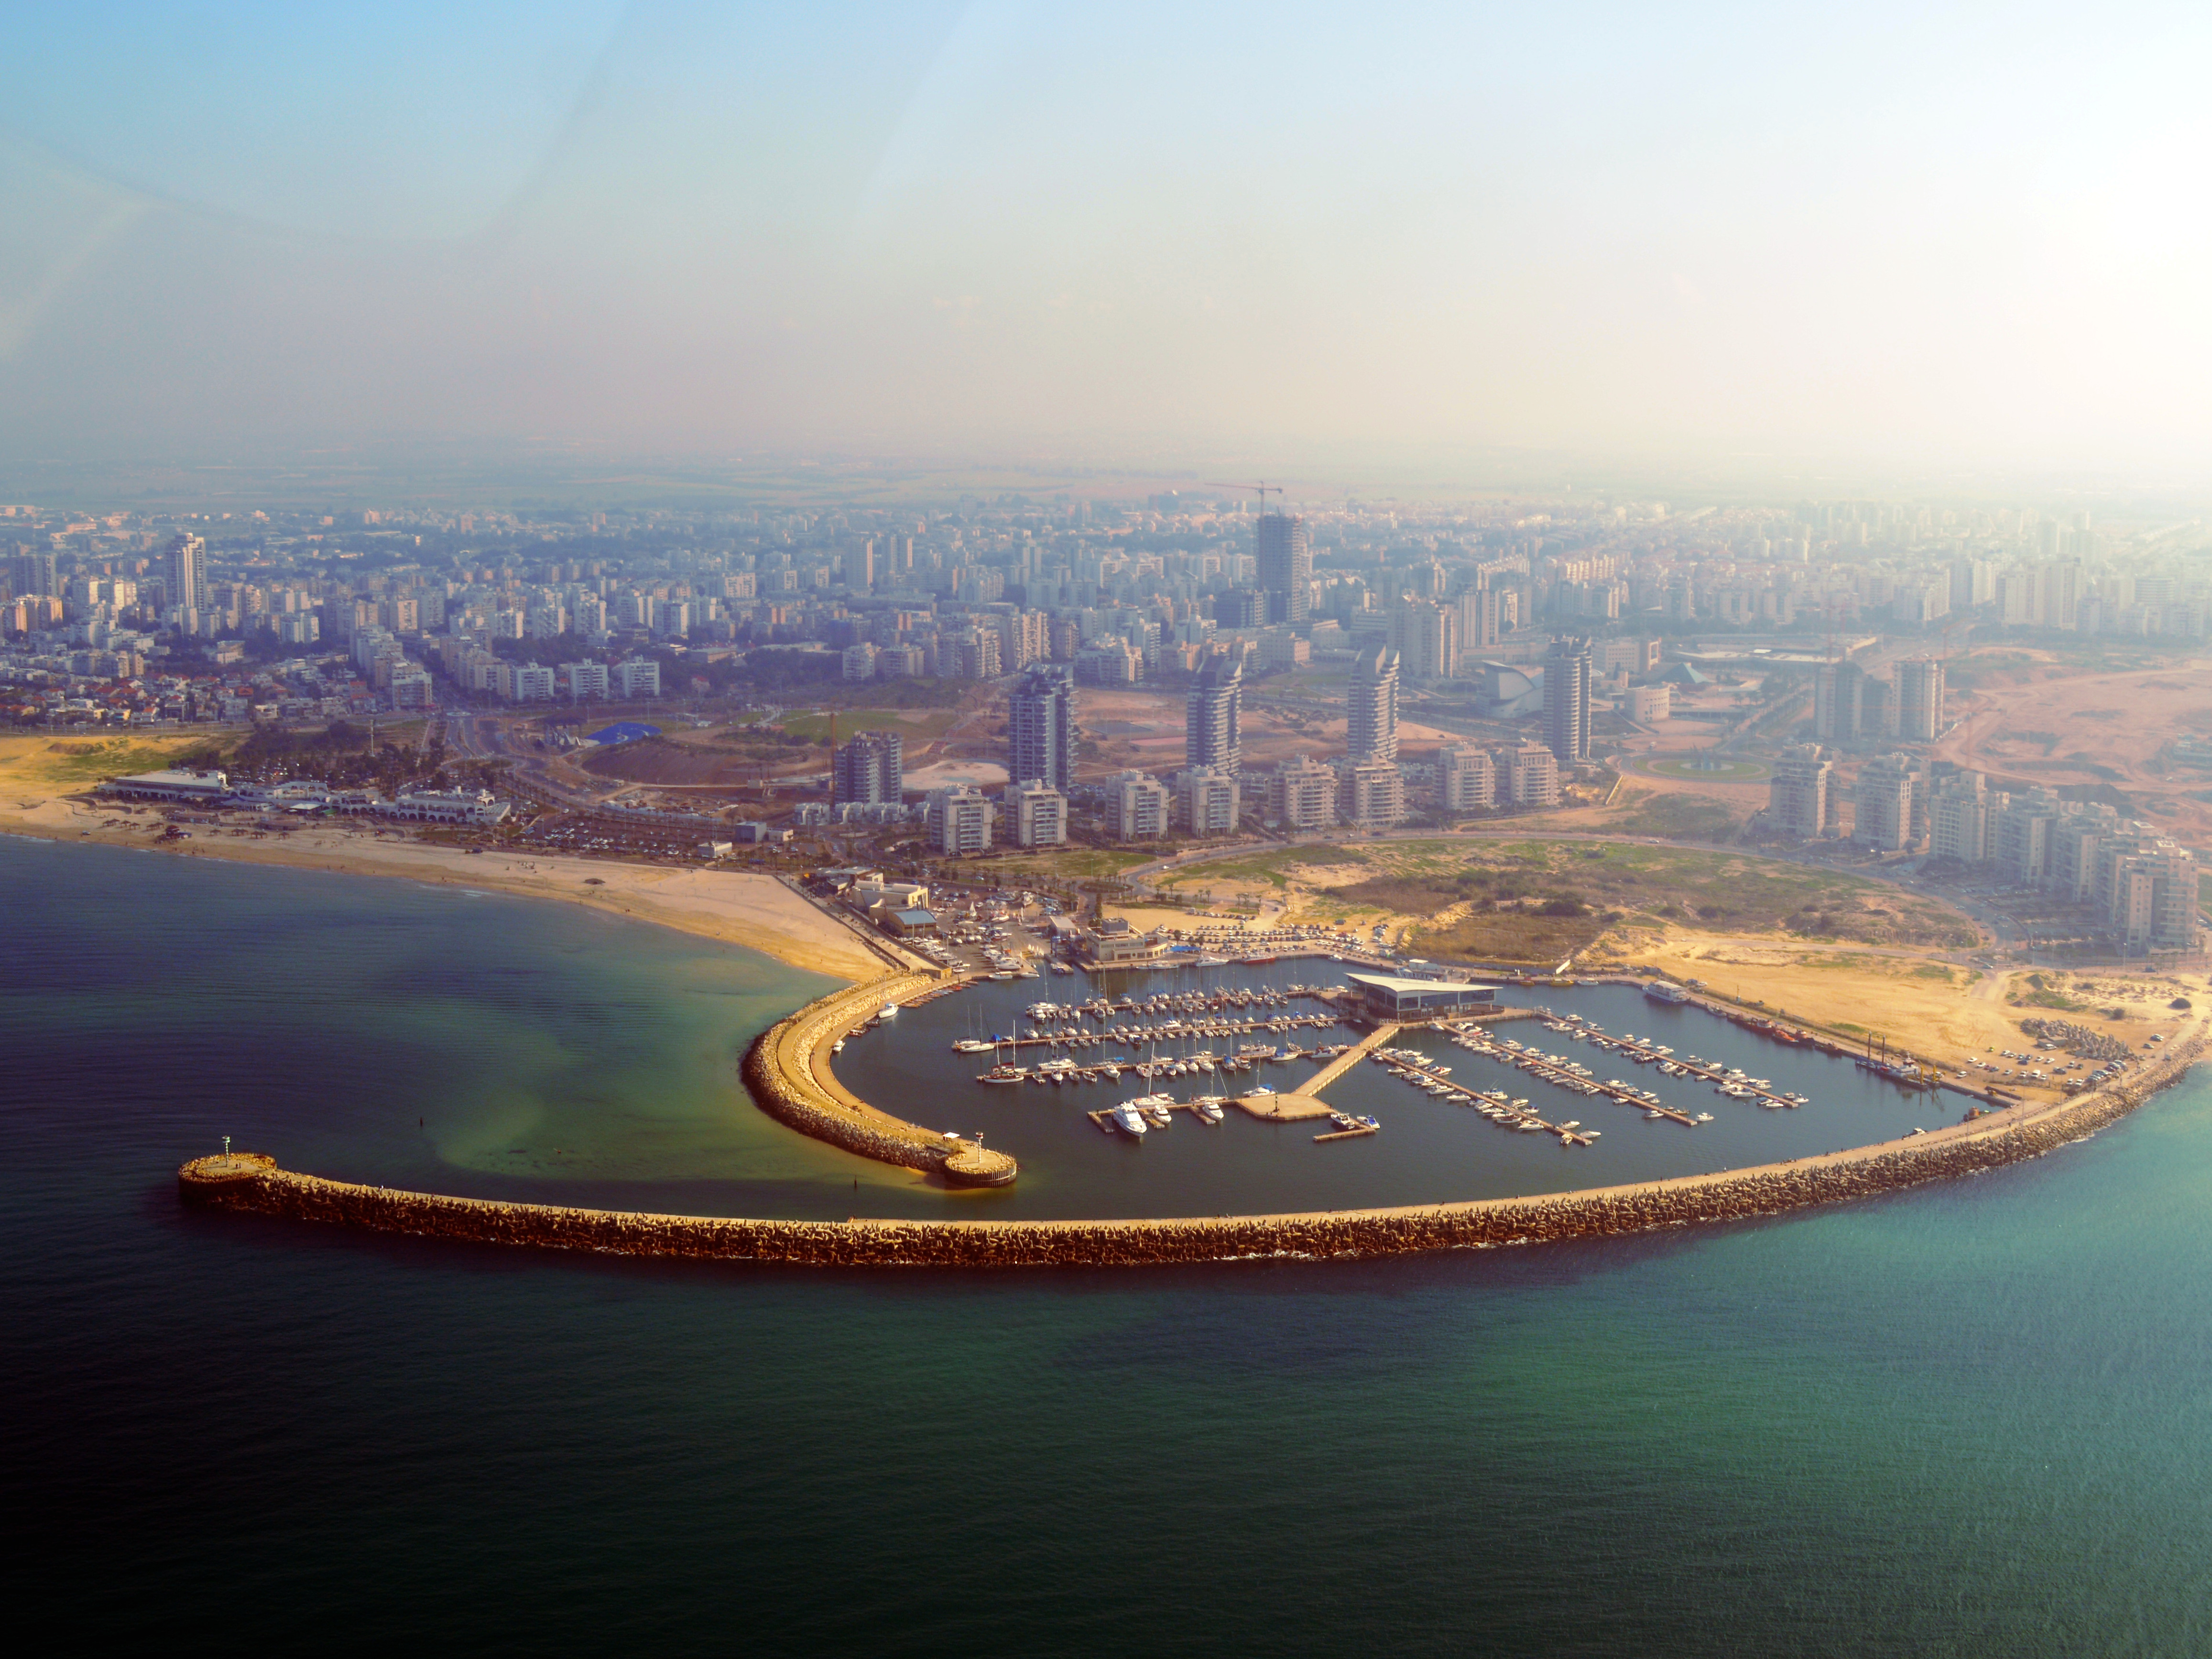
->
left=385, top=787, right=510, bottom=825
left=101, top=768, right=229, bottom=803
left=1347, top=972, right=1498, bottom=1021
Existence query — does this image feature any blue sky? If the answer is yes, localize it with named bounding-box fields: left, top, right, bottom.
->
left=1, top=1, right=2208, bottom=479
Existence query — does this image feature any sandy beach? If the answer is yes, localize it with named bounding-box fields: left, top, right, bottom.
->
left=0, top=781, right=884, bottom=982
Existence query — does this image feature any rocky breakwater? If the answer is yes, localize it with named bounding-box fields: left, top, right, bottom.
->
left=740, top=971, right=1018, bottom=1188
left=180, top=1021, right=2207, bottom=1268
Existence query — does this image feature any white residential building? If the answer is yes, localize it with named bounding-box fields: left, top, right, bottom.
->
left=512, top=664, right=557, bottom=702
left=1438, top=744, right=1495, bottom=814
left=1107, top=769, right=1171, bottom=840
left=1269, top=753, right=1338, bottom=830
left=1339, top=760, right=1406, bottom=829
left=926, top=785, right=994, bottom=854
left=1006, top=780, right=1068, bottom=847
left=1176, top=766, right=1241, bottom=835
left=1502, top=742, right=1559, bottom=808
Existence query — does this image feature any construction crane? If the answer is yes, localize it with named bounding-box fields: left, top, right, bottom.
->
left=1820, top=594, right=1845, bottom=664
left=1201, top=480, right=1285, bottom=513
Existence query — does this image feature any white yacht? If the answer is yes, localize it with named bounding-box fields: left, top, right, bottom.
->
left=1109, top=1102, right=1149, bottom=1138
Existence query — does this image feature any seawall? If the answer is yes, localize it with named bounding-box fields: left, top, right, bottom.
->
left=180, top=1023, right=2206, bottom=1268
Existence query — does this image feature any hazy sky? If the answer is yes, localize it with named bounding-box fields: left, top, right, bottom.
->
left=2, top=1, right=2209, bottom=480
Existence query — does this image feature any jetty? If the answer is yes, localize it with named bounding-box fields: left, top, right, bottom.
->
left=745, top=971, right=1020, bottom=1187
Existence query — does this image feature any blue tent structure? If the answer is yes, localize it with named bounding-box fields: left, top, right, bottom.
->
left=587, top=721, right=662, bottom=744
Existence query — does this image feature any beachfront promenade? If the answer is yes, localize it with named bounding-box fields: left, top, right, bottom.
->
left=181, top=1017, right=2209, bottom=1268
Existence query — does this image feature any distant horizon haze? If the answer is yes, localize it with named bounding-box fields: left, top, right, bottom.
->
left=4, top=2, right=2210, bottom=487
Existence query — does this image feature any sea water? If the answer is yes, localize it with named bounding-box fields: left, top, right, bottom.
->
left=9, top=836, right=2211, bottom=1654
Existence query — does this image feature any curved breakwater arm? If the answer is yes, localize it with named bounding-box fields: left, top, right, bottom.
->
left=179, top=1022, right=2207, bottom=1267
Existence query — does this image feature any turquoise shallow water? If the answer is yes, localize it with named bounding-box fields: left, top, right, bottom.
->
left=9, top=836, right=2212, bottom=1655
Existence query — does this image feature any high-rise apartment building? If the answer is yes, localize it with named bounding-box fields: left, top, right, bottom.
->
left=1339, top=760, right=1405, bottom=829
left=1007, top=663, right=1076, bottom=792
left=562, top=661, right=610, bottom=700
left=993, top=609, right=1050, bottom=673
left=925, top=785, right=993, bottom=853
left=1185, top=652, right=1242, bottom=773
left=1853, top=754, right=1918, bottom=851
left=832, top=731, right=904, bottom=807
left=1254, top=513, right=1310, bottom=624
left=1346, top=645, right=1399, bottom=764
left=1928, top=770, right=1989, bottom=863
left=1813, top=658, right=1874, bottom=742
left=1767, top=744, right=1831, bottom=839
left=1107, top=770, right=1171, bottom=840
left=9, top=550, right=58, bottom=598
left=1438, top=744, right=1495, bottom=814
left=841, top=542, right=874, bottom=592
left=1005, top=780, right=1067, bottom=847
left=2096, top=832, right=2201, bottom=954
left=2045, top=802, right=2117, bottom=900
left=1458, top=586, right=1500, bottom=652
left=1389, top=599, right=1459, bottom=682
left=1990, top=787, right=2059, bottom=884
left=1269, top=753, right=1338, bottom=830
left=1176, top=766, right=1241, bottom=835
left=1543, top=636, right=1592, bottom=765
left=1896, top=657, right=1945, bottom=742
left=161, top=534, right=207, bottom=614
left=1502, top=742, right=1559, bottom=808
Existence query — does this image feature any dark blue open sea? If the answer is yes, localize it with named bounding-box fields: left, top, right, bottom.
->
left=9, top=835, right=2212, bottom=1656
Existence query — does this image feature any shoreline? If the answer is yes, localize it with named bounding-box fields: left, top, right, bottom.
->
left=180, top=1018, right=2209, bottom=1267
left=0, top=792, right=884, bottom=983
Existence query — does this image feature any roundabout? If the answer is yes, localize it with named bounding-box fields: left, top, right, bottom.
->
left=1639, top=752, right=1771, bottom=783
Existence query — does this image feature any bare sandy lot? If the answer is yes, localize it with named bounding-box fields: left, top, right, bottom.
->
left=1933, top=658, right=2212, bottom=841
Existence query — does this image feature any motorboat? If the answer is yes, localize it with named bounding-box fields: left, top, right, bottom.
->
left=1109, top=1102, right=1149, bottom=1137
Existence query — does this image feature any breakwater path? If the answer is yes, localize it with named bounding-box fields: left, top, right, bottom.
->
left=742, top=970, right=1019, bottom=1187
left=180, top=1022, right=2207, bottom=1268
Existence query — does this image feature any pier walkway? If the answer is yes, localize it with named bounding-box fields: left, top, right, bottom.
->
left=1303, top=1024, right=1402, bottom=1093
